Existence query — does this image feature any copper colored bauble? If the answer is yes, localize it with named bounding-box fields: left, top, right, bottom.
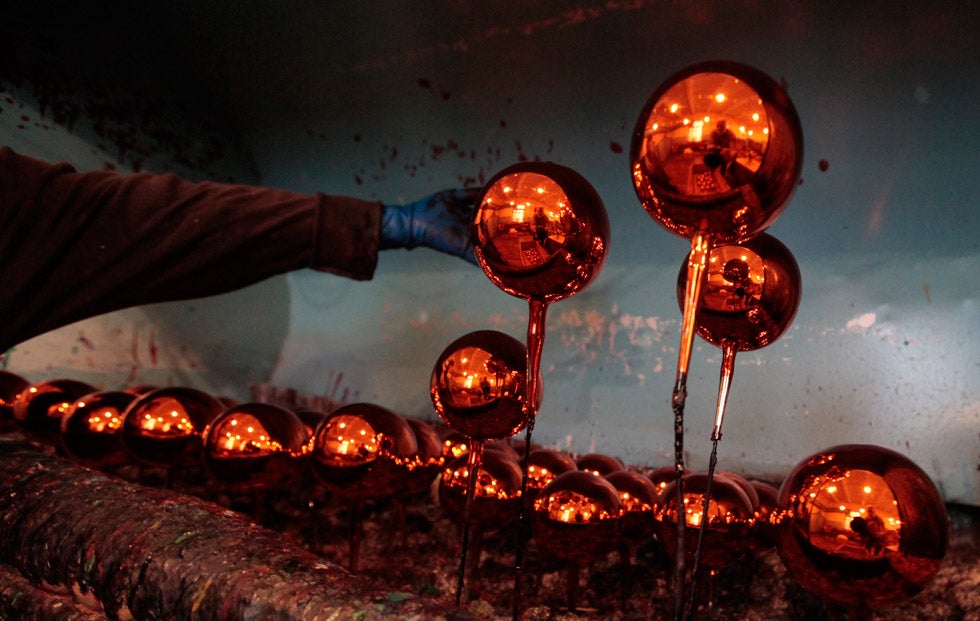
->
left=120, top=386, right=225, bottom=469
left=532, top=470, right=624, bottom=564
left=202, top=403, right=311, bottom=489
left=630, top=61, right=803, bottom=244
left=472, top=162, right=610, bottom=303
left=605, top=469, right=660, bottom=547
left=677, top=233, right=801, bottom=351
left=659, top=472, right=755, bottom=570
left=430, top=330, right=532, bottom=440
left=439, top=447, right=524, bottom=531
left=524, top=448, right=577, bottom=502
left=310, top=403, right=417, bottom=500
left=12, top=378, right=96, bottom=443
left=648, top=465, right=680, bottom=501
left=575, top=452, right=626, bottom=477
left=59, top=390, right=136, bottom=469
left=776, top=444, right=948, bottom=612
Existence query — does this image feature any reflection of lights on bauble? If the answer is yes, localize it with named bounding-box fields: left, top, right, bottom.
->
left=575, top=452, right=625, bottom=477
left=311, top=403, right=417, bottom=499
left=59, top=390, right=136, bottom=469
left=659, top=472, right=755, bottom=570
left=677, top=233, right=801, bottom=351
left=12, top=379, right=96, bottom=443
left=439, top=448, right=523, bottom=531
left=532, top=470, right=624, bottom=564
left=647, top=465, right=680, bottom=502
left=524, top=448, right=577, bottom=502
left=776, top=444, right=948, bottom=612
left=120, top=387, right=225, bottom=469
left=605, top=469, right=660, bottom=547
left=630, top=61, right=803, bottom=243
left=430, top=330, right=532, bottom=440
left=472, top=162, right=610, bottom=303
left=202, top=403, right=311, bottom=490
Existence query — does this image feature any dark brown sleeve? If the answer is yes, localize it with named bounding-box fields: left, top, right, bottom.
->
left=0, top=147, right=381, bottom=350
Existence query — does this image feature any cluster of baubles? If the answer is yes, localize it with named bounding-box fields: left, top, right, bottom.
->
left=0, top=369, right=948, bottom=613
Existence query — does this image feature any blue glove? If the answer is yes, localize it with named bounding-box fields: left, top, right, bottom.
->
left=381, top=188, right=481, bottom=264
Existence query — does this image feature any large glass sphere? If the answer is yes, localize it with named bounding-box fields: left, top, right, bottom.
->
left=631, top=61, right=803, bottom=243
left=120, top=386, right=225, bottom=468
left=524, top=448, right=578, bottom=503
left=472, top=162, right=610, bottom=302
left=430, top=330, right=532, bottom=441
left=439, top=447, right=524, bottom=531
left=59, top=390, right=136, bottom=469
left=605, top=469, right=661, bottom=548
left=677, top=233, right=801, bottom=350
left=776, top=444, right=948, bottom=611
left=658, top=471, right=756, bottom=570
left=532, top=470, right=624, bottom=564
left=202, top=402, right=311, bottom=490
left=310, top=403, right=418, bottom=500
left=12, top=378, right=96, bottom=444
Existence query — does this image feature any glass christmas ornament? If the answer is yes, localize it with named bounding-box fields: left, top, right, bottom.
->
left=776, top=444, right=948, bottom=616
left=658, top=472, right=755, bottom=571
left=430, top=330, right=531, bottom=441
left=310, top=402, right=417, bottom=500
left=524, top=448, right=577, bottom=502
left=120, top=386, right=225, bottom=471
left=12, top=378, right=96, bottom=444
left=473, top=162, right=610, bottom=305
left=402, top=418, right=445, bottom=497
left=202, top=402, right=310, bottom=490
left=439, top=446, right=525, bottom=606
left=576, top=452, right=626, bottom=477
left=59, top=390, right=136, bottom=470
left=532, top=469, right=624, bottom=612
left=606, top=469, right=660, bottom=549
left=630, top=61, right=803, bottom=245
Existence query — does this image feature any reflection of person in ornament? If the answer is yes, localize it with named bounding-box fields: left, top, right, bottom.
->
left=0, top=147, right=480, bottom=352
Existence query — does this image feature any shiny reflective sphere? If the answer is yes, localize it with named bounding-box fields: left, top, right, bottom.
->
left=430, top=330, right=531, bottom=440
left=59, top=390, right=136, bottom=469
left=12, top=378, right=96, bottom=443
left=750, top=480, right=781, bottom=549
left=402, top=418, right=446, bottom=497
left=532, top=470, right=624, bottom=564
left=202, top=403, right=311, bottom=489
left=605, top=469, right=660, bottom=547
left=524, top=448, right=578, bottom=502
left=631, top=61, right=803, bottom=243
left=776, top=444, right=948, bottom=611
left=472, top=162, right=610, bottom=302
left=310, top=403, right=418, bottom=499
left=659, top=472, right=755, bottom=570
left=678, top=233, right=801, bottom=351
left=439, top=447, right=524, bottom=531
left=575, top=452, right=626, bottom=477
left=120, top=386, right=225, bottom=468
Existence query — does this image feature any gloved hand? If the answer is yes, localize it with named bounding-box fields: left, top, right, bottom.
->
left=381, top=188, right=482, bottom=264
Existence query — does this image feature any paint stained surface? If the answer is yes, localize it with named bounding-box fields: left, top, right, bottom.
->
left=0, top=2, right=977, bottom=504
